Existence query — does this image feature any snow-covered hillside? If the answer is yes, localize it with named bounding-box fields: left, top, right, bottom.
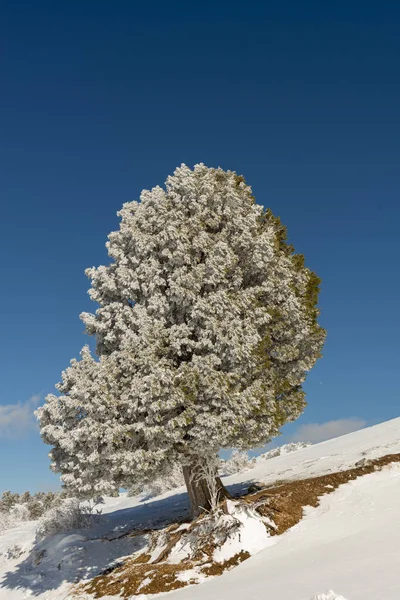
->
left=0, top=417, right=399, bottom=600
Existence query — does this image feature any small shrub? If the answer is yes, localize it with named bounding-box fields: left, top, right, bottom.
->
left=221, top=450, right=256, bottom=476
left=11, top=503, right=30, bottom=522
left=36, top=498, right=102, bottom=539
left=27, top=501, right=45, bottom=520
left=19, top=491, right=31, bottom=504
left=0, top=491, right=20, bottom=511
left=1, top=545, right=24, bottom=560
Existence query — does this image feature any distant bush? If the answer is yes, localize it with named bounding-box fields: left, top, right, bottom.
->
left=0, top=491, right=20, bottom=512
left=0, top=489, right=70, bottom=534
left=129, top=463, right=185, bottom=498
left=256, top=442, right=311, bottom=461
left=36, top=498, right=103, bottom=540
left=221, top=450, right=256, bottom=476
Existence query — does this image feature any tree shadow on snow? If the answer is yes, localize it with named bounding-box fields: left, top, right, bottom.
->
left=0, top=490, right=191, bottom=596
left=226, top=480, right=256, bottom=498
left=0, top=480, right=253, bottom=596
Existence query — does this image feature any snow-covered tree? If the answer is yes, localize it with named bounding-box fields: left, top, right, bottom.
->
left=221, top=450, right=256, bottom=476
left=37, top=164, right=325, bottom=516
left=0, top=491, right=19, bottom=511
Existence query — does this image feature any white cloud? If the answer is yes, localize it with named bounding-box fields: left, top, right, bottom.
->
left=290, top=418, right=367, bottom=444
left=0, top=395, right=41, bottom=438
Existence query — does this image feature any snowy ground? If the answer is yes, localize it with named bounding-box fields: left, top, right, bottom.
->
left=166, top=463, right=400, bottom=600
left=0, top=417, right=399, bottom=600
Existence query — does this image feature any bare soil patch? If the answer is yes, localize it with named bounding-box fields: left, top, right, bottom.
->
left=247, top=453, right=400, bottom=535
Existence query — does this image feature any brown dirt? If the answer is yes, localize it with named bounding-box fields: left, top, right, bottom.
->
left=75, top=452, right=400, bottom=598
left=247, top=453, right=400, bottom=535
left=131, top=553, right=151, bottom=565
left=201, top=551, right=251, bottom=576
left=80, top=560, right=195, bottom=597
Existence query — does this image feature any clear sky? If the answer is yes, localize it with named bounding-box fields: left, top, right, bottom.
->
left=1, top=1, right=399, bottom=493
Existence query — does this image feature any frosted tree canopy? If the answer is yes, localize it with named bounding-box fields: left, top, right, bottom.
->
left=37, top=164, right=326, bottom=498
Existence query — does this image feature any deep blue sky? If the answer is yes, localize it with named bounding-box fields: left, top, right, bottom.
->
left=1, top=1, right=399, bottom=492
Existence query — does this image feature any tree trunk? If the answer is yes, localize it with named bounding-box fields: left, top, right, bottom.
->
left=182, top=460, right=230, bottom=518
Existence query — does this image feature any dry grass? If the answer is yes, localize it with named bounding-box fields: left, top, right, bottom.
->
left=247, top=453, right=400, bottom=535
left=201, top=551, right=250, bottom=576
left=81, top=560, right=194, bottom=597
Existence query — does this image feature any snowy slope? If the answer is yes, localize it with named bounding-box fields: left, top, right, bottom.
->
left=223, top=416, right=400, bottom=489
left=166, top=463, right=400, bottom=600
left=0, top=417, right=399, bottom=600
